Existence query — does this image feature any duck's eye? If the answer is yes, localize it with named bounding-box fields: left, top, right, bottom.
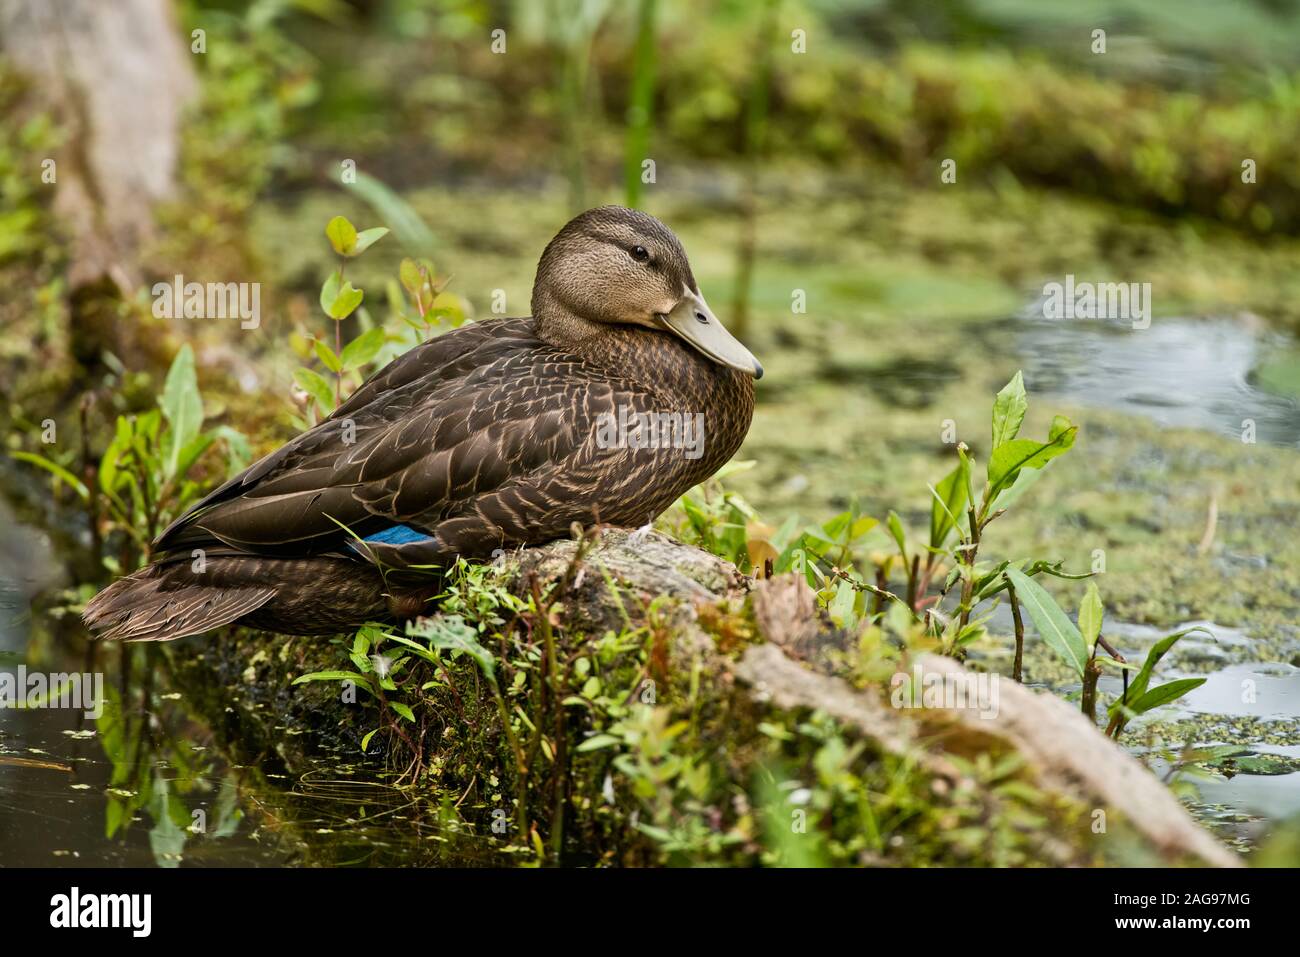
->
left=630, top=245, right=650, bottom=263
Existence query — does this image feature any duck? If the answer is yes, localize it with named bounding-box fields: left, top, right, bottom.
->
left=83, top=205, right=762, bottom=641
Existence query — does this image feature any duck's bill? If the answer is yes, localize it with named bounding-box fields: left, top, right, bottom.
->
left=658, top=292, right=764, bottom=379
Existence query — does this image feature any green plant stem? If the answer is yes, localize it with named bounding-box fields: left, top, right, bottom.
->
left=956, top=501, right=983, bottom=632
left=1081, top=657, right=1100, bottom=723
left=1007, top=579, right=1025, bottom=683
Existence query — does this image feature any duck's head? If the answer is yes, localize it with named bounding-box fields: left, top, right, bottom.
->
left=531, top=205, right=763, bottom=379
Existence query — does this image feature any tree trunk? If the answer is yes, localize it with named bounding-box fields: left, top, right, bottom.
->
left=0, top=0, right=195, bottom=296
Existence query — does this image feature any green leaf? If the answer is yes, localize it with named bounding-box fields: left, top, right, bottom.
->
left=1005, top=567, right=1088, bottom=678
left=1109, top=627, right=1208, bottom=720
left=292, top=670, right=365, bottom=684
left=339, top=326, right=386, bottom=371
left=849, top=514, right=878, bottom=540
left=160, top=344, right=203, bottom=481
left=389, top=701, right=415, bottom=723
left=9, top=451, right=89, bottom=501
left=352, top=226, right=389, bottom=255
left=325, top=215, right=357, bottom=256
left=1130, top=678, right=1205, bottom=715
left=399, top=258, right=421, bottom=295
left=320, top=270, right=341, bottom=313
left=328, top=282, right=364, bottom=320
left=360, top=729, right=378, bottom=751
left=576, top=734, right=622, bottom=753
left=929, top=459, right=969, bottom=549
left=314, top=339, right=342, bottom=373
left=991, top=370, right=1027, bottom=449
left=991, top=462, right=1047, bottom=512
left=174, top=432, right=216, bottom=481
left=1078, top=581, right=1103, bottom=649
left=986, top=418, right=1077, bottom=503
left=827, top=579, right=857, bottom=628
left=407, top=615, right=497, bottom=683
left=886, top=510, right=907, bottom=555
left=294, top=367, right=335, bottom=412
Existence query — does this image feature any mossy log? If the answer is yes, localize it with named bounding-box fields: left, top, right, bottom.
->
left=168, top=529, right=1238, bottom=867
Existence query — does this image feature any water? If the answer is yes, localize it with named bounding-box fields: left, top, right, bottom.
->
left=1016, top=312, right=1300, bottom=447
left=0, top=509, right=493, bottom=867
left=987, top=308, right=1300, bottom=842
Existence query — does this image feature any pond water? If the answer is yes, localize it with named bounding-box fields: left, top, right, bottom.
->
left=0, top=523, right=494, bottom=867
left=2, top=311, right=1298, bottom=865
left=1015, top=311, right=1300, bottom=447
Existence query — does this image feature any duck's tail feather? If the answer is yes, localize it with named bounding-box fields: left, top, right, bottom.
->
left=82, top=561, right=276, bottom=642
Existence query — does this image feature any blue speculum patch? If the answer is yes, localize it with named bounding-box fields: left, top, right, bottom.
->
left=360, top=524, right=434, bottom=545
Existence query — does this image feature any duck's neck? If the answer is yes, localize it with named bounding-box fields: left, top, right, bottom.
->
left=533, top=302, right=659, bottom=384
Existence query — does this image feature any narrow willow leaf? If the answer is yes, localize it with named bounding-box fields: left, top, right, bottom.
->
left=991, top=370, right=1027, bottom=449
left=887, top=510, right=907, bottom=554
left=174, top=432, right=216, bottom=481
left=992, top=460, right=1047, bottom=512
left=1108, top=627, right=1208, bottom=720
left=986, top=420, right=1077, bottom=502
left=292, top=670, right=367, bottom=684
left=1005, top=567, right=1088, bottom=678
left=1078, top=580, right=1103, bottom=648
left=1130, top=678, right=1205, bottom=715
left=929, top=459, right=969, bottom=549
left=160, top=344, right=203, bottom=480
left=10, top=452, right=89, bottom=501
left=389, top=701, right=415, bottom=723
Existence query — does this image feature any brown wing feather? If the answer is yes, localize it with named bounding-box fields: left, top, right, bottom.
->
left=154, top=319, right=653, bottom=566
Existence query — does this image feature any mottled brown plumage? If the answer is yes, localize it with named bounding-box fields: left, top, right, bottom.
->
left=84, top=206, right=760, bottom=641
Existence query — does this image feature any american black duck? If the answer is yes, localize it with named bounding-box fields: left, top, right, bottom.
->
left=84, top=205, right=762, bottom=641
